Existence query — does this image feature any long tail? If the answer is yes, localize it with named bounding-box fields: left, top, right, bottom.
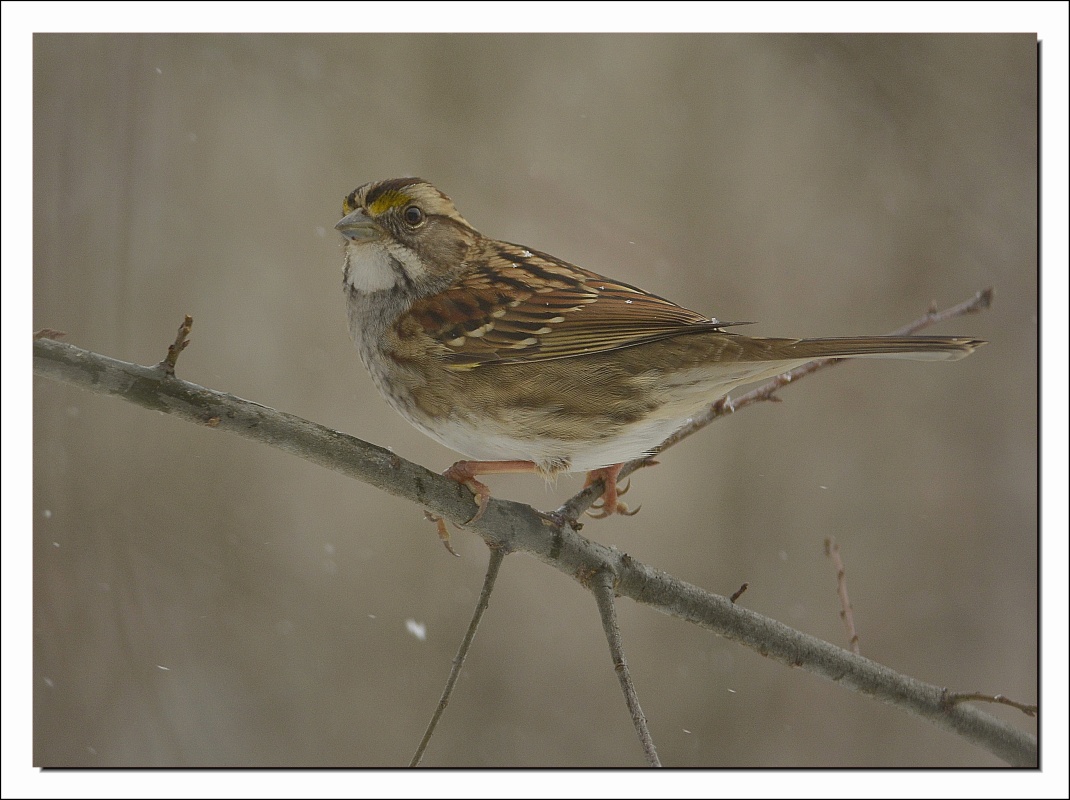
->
left=763, top=335, right=985, bottom=362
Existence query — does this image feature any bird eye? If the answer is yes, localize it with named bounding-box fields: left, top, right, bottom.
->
left=402, top=205, right=425, bottom=227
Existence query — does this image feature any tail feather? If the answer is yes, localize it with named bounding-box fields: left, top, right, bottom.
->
left=768, top=336, right=986, bottom=362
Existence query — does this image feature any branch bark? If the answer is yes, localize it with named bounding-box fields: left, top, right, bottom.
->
left=32, top=324, right=1035, bottom=767
left=592, top=570, right=660, bottom=767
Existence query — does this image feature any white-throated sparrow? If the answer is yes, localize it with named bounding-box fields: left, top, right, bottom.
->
left=336, top=178, right=984, bottom=524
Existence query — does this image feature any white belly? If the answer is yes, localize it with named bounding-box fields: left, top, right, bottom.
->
left=413, top=408, right=696, bottom=475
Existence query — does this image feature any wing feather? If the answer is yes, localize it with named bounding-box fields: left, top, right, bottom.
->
left=406, top=243, right=726, bottom=368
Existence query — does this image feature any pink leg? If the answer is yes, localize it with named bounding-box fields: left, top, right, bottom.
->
left=583, top=464, right=641, bottom=518
left=429, top=460, right=542, bottom=556
left=443, top=460, right=540, bottom=523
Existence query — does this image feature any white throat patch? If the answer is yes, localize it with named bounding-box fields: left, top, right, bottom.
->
left=344, top=240, right=432, bottom=295
left=344, top=243, right=404, bottom=294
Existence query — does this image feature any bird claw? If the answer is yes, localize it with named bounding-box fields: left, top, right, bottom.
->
left=424, top=511, right=461, bottom=557
left=461, top=481, right=491, bottom=525
left=583, top=464, right=643, bottom=519
left=442, top=463, right=493, bottom=524
left=586, top=499, right=642, bottom=519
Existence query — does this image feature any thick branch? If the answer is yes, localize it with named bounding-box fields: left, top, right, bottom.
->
left=32, top=290, right=1029, bottom=765
left=32, top=326, right=1033, bottom=767
left=33, top=338, right=476, bottom=521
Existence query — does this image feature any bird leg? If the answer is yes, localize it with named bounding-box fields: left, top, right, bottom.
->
left=442, top=459, right=541, bottom=524
left=428, top=459, right=540, bottom=555
left=432, top=459, right=647, bottom=553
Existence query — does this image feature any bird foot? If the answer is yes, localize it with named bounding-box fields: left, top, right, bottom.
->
left=584, top=465, right=642, bottom=518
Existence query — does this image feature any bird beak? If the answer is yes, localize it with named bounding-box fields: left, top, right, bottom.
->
left=335, top=209, right=381, bottom=242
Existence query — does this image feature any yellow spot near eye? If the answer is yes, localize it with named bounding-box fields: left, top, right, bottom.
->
left=367, top=190, right=411, bottom=216
left=447, top=337, right=466, bottom=348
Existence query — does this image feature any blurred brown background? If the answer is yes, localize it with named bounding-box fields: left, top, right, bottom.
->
left=33, top=34, right=1036, bottom=767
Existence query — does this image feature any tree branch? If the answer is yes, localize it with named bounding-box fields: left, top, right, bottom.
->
left=32, top=288, right=1034, bottom=767
left=410, top=548, right=506, bottom=767
left=825, top=537, right=861, bottom=655
left=591, top=570, right=660, bottom=766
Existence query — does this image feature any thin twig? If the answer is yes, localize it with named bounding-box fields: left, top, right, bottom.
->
left=159, top=315, right=193, bottom=375
left=730, top=583, right=749, bottom=604
left=825, top=538, right=860, bottom=655
left=33, top=329, right=66, bottom=340
left=896, top=287, right=994, bottom=335
left=941, top=690, right=1038, bottom=718
left=591, top=570, right=661, bottom=767
left=410, top=547, right=506, bottom=767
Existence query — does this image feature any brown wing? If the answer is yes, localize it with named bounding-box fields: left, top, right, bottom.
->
left=407, top=243, right=726, bottom=369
